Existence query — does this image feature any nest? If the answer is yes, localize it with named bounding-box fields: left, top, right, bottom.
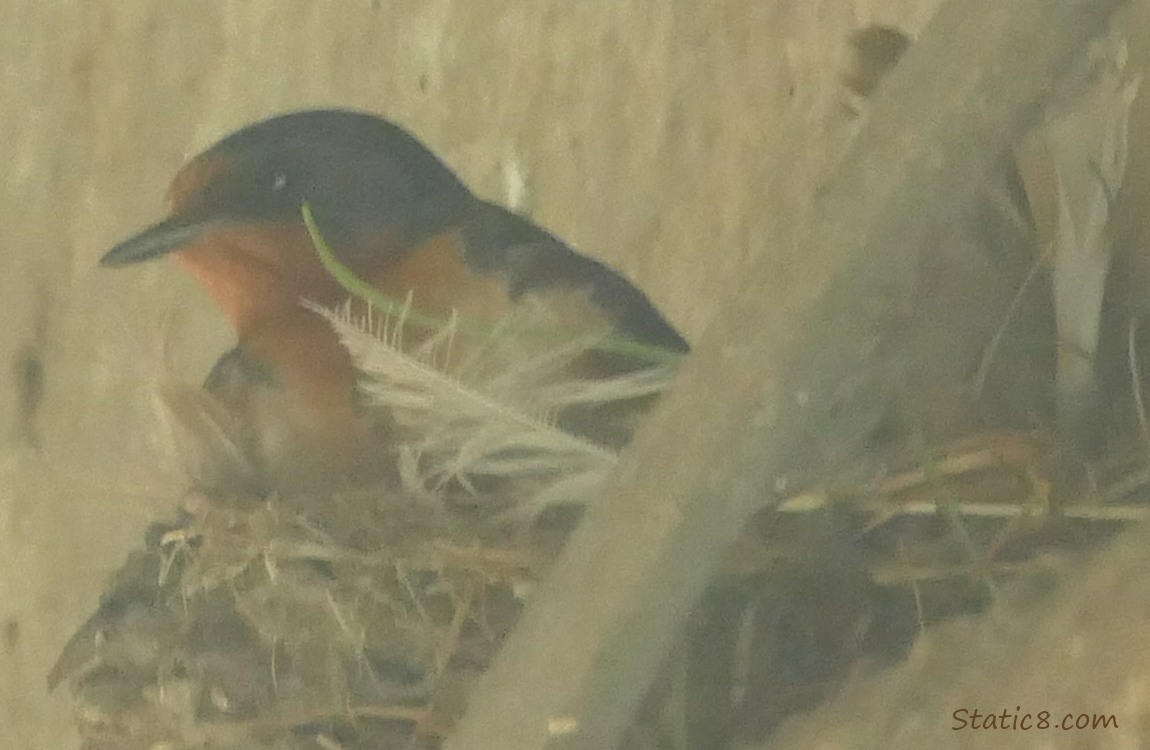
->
left=49, top=490, right=544, bottom=750
left=49, top=292, right=1150, bottom=750
left=50, top=303, right=680, bottom=750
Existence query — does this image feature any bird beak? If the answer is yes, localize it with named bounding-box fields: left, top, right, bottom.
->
left=100, top=216, right=222, bottom=267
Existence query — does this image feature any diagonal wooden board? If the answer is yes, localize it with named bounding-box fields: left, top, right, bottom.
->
left=447, top=1, right=1129, bottom=749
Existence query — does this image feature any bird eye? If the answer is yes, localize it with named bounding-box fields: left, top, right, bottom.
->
left=271, top=173, right=288, bottom=192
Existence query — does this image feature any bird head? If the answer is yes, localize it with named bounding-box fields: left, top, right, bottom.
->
left=100, top=109, right=473, bottom=269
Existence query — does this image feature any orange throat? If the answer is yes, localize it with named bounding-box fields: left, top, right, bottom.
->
left=171, top=223, right=349, bottom=332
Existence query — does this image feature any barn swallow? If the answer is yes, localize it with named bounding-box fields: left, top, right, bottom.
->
left=100, top=109, right=687, bottom=491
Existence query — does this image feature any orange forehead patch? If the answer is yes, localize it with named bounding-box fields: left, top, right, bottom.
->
left=165, top=153, right=232, bottom=214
